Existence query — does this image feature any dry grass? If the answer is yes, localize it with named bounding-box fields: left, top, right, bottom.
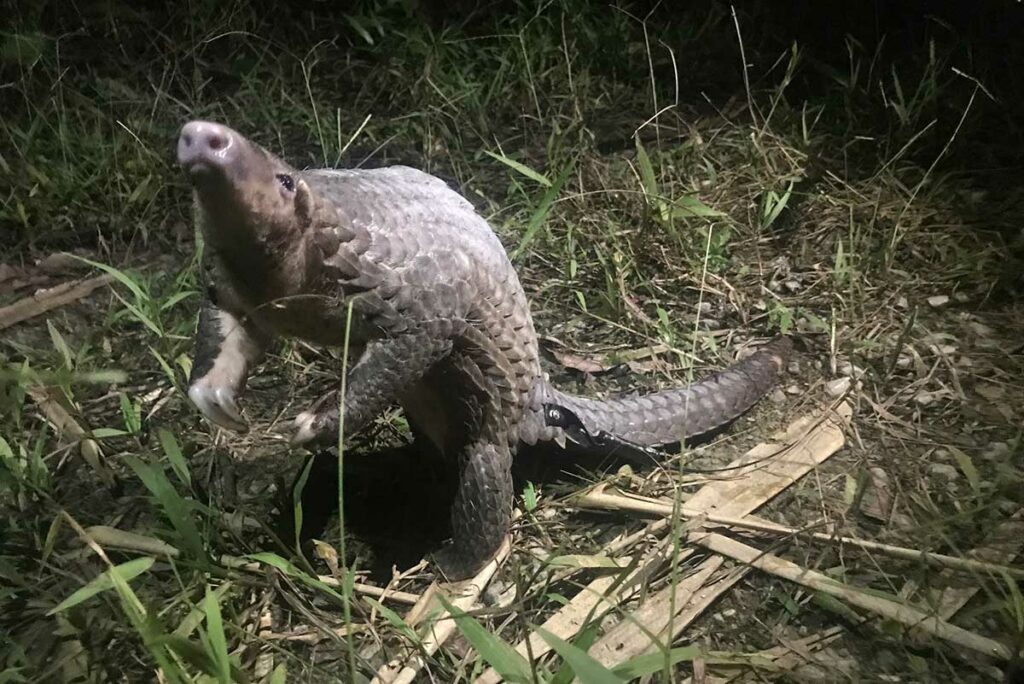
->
left=2, top=1, right=1023, bottom=682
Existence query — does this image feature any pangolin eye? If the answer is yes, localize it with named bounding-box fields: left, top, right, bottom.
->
left=276, top=174, right=295, bottom=192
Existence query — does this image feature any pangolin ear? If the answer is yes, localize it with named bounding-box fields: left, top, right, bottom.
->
left=295, top=178, right=315, bottom=229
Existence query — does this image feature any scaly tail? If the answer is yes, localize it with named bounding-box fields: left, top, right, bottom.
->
left=543, top=336, right=792, bottom=447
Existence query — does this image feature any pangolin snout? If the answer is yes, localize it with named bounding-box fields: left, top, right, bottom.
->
left=177, top=120, right=237, bottom=177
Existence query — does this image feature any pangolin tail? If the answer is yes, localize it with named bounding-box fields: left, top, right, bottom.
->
left=543, top=336, right=792, bottom=448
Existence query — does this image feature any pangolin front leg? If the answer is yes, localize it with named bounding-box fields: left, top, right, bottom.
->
left=290, top=331, right=454, bottom=445
left=187, top=298, right=270, bottom=432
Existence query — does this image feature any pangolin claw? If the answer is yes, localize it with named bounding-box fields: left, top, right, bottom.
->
left=187, top=383, right=249, bottom=433
left=290, top=411, right=321, bottom=446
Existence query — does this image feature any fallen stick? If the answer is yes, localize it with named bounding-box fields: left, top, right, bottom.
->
left=575, top=487, right=1024, bottom=580
left=709, top=508, right=1024, bottom=683
left=0, top=273, right=114, bottom=330
left=679, top=627, right=847, bottom=684
left=474, top=531, right=681, bottom=684
left=690, top=531, right=1013, bottom=661
left=911, top=508, right=1024, bottom=621
left=372, top=537, right=512, bottom=684
left=576, top=402, right=852, bottom=674
left=582, top=555, right=727, bottom=673
left=479, top=401, right=852, bottom=682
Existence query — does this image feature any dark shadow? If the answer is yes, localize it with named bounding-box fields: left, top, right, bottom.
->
left=274, top=420, right=735, bottom=583
left=274, top=440, right=456, bottom=581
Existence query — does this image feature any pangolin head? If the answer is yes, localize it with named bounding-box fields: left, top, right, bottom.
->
left=177, top=120, right=320, bottom=247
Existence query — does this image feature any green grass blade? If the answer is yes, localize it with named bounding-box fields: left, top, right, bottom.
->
left=669, top=194, right=727, bottom=218
left=173, top=581, right=233, bottom=639
left=66, top=253, right=147, bottom=303
left=150, top=346, right=181, bottom=391
left=761, top=181, right=794, bottom=227
left=245, top=552, right=348, bottom=605
left=203, top=584, right=231, bottom=683
left=124, top=455, right=207, bottom=562
left=157, top=427, right=191, bottom=488
left=364, top=598, right=422, bottom=644
left=535, top=626, right=625, bottom=684
left=437, top=595, right=534, bottom=683
left=48, top=556, right=155, bottom=615
left=947, top=445, right=982, bottom=495
left=512, top=161, right=574, bottom=260
left=269, top=664, right=287, bottom=684
left=160, top=635, right=250, bottom=683
left=610, top=645, right=702, bottom=679
left=634, top=137, right=659, bottom=200
left=483, top=149, right=552, bottom=186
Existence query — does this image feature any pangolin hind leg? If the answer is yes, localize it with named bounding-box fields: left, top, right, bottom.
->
left=434, top=439, right=514, bottom=581
left=404, top=353, right=516, bottom=581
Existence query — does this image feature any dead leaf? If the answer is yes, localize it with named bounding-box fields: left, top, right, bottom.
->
left=550, top=349, right=608, bottom=374
left=860, top=467, right=893, bottom=522
left=37, top=252, right=92, bottom=276
left=0, top=263, right=17, bottom=283
left=0, top=274, right=114, bottom=330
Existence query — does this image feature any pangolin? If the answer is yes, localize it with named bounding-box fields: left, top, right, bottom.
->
left=177, top=120, right=792, bottom=580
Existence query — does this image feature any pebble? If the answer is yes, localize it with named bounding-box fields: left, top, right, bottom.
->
left=826, top=377, right=851, bottom=397
left=929, top=463, right=959, bottom=481
left=837, top=361, right=865, bottom=378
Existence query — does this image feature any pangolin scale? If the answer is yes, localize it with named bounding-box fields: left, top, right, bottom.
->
left=177, top=120, right=792, bottom=580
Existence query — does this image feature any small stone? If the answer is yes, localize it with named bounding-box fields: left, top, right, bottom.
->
left=954, top=291, right=970, bottom=303
left=771, top=388, right=787, bottom=403
left=896, top=296, right=909, bottom=309
left=698, top=301, right=713, bottom=313
left=914, top=389, right=951, bottom=406
left=929, top=463, right=959, bottom=481
left=700, top=318, right=719, bottom=329
left=927, top=295, right=949, bottom=308
left=837, top=361, right=865, bottom=378
left=826, top=377, right=851, bottom=397
left=976, top=384, right=1004, bottom=402
left=968, top=321, right=995, bottom=337
left=784, top=279, right=800, bottom=292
